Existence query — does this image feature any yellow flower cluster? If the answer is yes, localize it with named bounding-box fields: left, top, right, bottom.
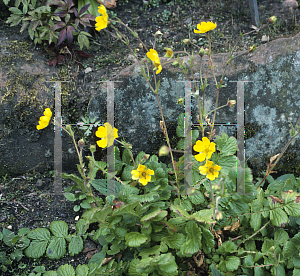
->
left=95, top=5, right=108, bottom=31
left=193, top=137, right=221, bottom=181
left=36, top=108, right=52, bottom=130
left=146, top=49, right=162, bottom=74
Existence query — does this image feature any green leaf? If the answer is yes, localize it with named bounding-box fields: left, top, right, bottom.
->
left=270, top=208, right=289, bottom=227
left=254, top=266, right=266, bottom=276
left=165, top=233, right=185, bottom=249
left=78, top=32, right=89, bottom=50
left=218, top=241, right=237, bottom=254
left=2, top=228, right=15, bottom=246
left=192, top=130, right=199, bottom=144
left=191, top=209, right=216, bottom=224
left=122, top=148, right=133, bottom=165
left=225, top=255, right=240, bottom=271
left=284, top=203, right=300, bottom=217
left=125, top=232, right=149, bottom=247
left=122, top=165, right=135, bottom=181
left=180, top=221, right=202, bottom=255
left=201, top=226, right=215, bottom=253
left=176, top=138, right=185, bottom=150
left=135, top=151, right=146, bottom=166
left=244, top=255, right=254, bottom=266
left=283, top=240, right=298, bottom=259
left=210, top=265, right=225, bottom=276
left=188, top=193, right=205, bottom=204
left=156, top=253, right=178, bottom=276
left=141, top=209, right=162, bottom=222
left=61, top=173, right=84, bottom=188
left=218, top=155, right=238, bottom=175
left=107, top=244, right=120, bottom=255
left=68, top=236, right=83, bottom=256
left=75, top=264, right=89, bottom=276
left=50, top=221, right=68, bottom=238
left=274, top=229, right=289, bottom=244
left=250, top=212, right=261, bottom=232
left=128, top=258, right=148, bottom=276
left=9, top=7, right=23, bottom=15
left=176, top=125, right=184, bottom=138
left=56, top=264, right=75, bottom=276
left=24, top=240, right=48, bottom=258
left=46, top=237, right=66, bottom=260
left=63, top=192, right=76, bottom=202
left=27, top=228, right=50, bottom=241
left=91, top=179, right=123, bottom=195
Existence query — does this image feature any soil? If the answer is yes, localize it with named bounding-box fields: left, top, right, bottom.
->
left=1, top=0, right=300, bottom=275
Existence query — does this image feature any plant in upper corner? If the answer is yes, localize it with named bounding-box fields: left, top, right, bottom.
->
left=5, top=0, right=96, bottom=67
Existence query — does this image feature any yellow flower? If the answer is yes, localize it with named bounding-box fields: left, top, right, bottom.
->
left=199, top=160, right=221, bottom=181
left=146, top=49, right=162, bottom=74
left=164, top=47, right=173, bottom=58
left=193, top=137, right=216, bottom=162
left=95, top=5, right=108, bottom=31
left=131, top=164, right=154, bottom=186
left=194, top=22, right=217, bottom=34
left=36, top=108, right=52, bottom=130
left=95, top=122, right=118, bottom=148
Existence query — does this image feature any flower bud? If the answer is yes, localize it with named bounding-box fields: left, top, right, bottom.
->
left=227, top=100, right=236, bottom=107
left=154, top=30, right=162, bottom=37
left=143, top=154, right=150, bottom=160
left=90, top=144, right=96, bottom=153
left=199, top=47, right=205, bottom=57
left=78, top=138, right=84, bottom=148
left=172, top=61, right=179, bottom=67
left=215, top=211, right=223, bottom=221
left=248, top=45, right=256, bottom=52
left=177, top=97, right=185, bottom=105
left=269, top=16, right=277, bottom=24
left=159, top=145, right=170, bottom=157
left=212, top=184, right=221, bottom=191
left=182, top=38, right=191, bottom=45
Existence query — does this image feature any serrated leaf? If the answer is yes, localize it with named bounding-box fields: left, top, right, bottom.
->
left=188, top=193, right=205, bottom=204
left=191, top=209, right=216, bottom=224
left=125, top=232, right=149, bottom=247
left=274, top=229, right=289, bottom=244
left=46, top=237, right=66, bottom=260
left=270, top=208, right=289, bottom=227
left=165, top=233, right=185, bottom=249
left=180, top=221, right=202, bottom=255
left=50, top=221, right=68, bottom=238
left=69, top=236, right=83, bottom=256
left=250, top=212, right=261, bottom=232
left=56, top=264, right=75, bottom=276
left=75, top=264, right=89, bottom=276
left=27, top=228, right=50, bottom=241
left=24, top=240, right=48, bottom=258
left=225, top=255, right=240, bottom=271
left=141, top=209, right=162, bottom=222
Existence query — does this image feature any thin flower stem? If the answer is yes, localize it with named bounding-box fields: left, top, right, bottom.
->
left=237, top=221, right=270, bottom=248
left=155, top=93, right=180, bottom=198
left=256, top=124, right=300, bottom=189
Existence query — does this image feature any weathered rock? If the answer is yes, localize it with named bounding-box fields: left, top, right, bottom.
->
left=1, top=25, right=300, bottom=180
left=88, top=33, right=300, bottom=179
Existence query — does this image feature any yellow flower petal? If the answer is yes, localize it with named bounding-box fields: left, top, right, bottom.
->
left=194, top=22, right=217, bottom=34
left=95, top=123, right=118, bottom=149
left=195, top=153, right=206, bottom=162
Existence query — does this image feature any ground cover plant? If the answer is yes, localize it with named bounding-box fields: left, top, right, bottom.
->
left=1, top=0, right=300, bottom=275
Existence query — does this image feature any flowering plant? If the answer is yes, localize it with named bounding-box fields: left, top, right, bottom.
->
left=31, top=8, right=300, bottom=276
